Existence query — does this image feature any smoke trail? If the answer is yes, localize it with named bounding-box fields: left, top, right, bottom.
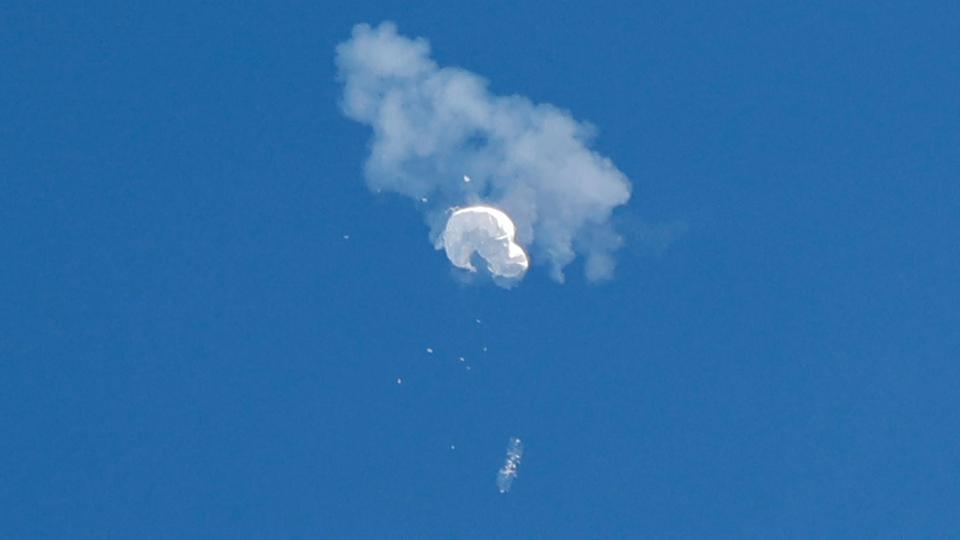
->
left=336, top=22, right=632, bottom=282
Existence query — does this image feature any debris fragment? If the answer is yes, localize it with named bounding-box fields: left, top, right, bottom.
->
left=497, top=437, right=524, bottom=493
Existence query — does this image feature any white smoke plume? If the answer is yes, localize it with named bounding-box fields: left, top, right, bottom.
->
left=336, top=22, right=632, bottom=282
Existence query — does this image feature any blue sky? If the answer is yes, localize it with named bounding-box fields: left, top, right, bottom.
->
left=2, top=2, right=958, bottom=538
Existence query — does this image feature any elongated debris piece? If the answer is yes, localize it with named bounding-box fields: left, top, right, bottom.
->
left=497, top=437, right=524, bottom=493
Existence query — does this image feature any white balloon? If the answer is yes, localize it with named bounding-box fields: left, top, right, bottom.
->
left=439, top=206, right=529, bottom=279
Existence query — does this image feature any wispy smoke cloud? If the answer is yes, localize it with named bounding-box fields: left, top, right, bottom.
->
left=336, top=22, right=632, bottom=282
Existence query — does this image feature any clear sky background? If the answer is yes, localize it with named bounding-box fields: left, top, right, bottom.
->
left=2, top=2, right=958, bottom=538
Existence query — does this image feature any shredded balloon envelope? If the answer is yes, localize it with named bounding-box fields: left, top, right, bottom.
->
left=439, top=206, right=529, bottom=279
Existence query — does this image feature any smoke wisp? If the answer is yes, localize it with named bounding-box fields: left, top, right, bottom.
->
left=336, top=22, right=632, bottom=282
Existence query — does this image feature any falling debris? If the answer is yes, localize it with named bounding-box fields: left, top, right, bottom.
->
left=396, top=377, right=403, bottom=384
left=475, top=318, right=482, bottom=324
left=343, top=234, right=350, bottom=240
left=450, top=445, right=456, bottom=450
left=497, top=437, right=524, bottom=493
left=439, top=205, right=529, bottom=279
left=425, top=347, right=434, bottom=354
left=420, top=197, right=429, bottom=203
left=458, top=356, right=465, bottom=363
left=463, top=175, right=471, bottom=183
left=482, top=346, right=488, bottom=352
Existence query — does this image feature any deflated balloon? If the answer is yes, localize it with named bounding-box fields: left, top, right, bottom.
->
left=439, top=206, right=529, bottom=279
